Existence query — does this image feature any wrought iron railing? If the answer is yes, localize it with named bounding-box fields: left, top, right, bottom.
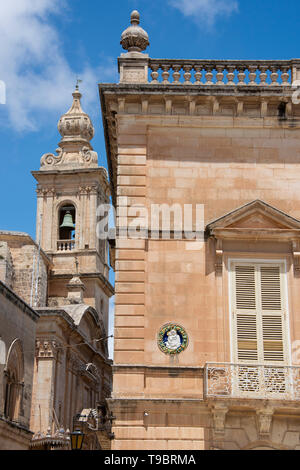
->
left=148, top=59, right=300, bottom=86
left=204, top=363, right=300, bottom=400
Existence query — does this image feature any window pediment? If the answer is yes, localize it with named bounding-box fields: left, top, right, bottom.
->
left=207, top=200, right=300, bottom=241
left=207, top=201, right=300, bottom=275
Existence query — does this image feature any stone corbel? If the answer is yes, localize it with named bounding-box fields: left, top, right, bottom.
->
left=215, top=239, right=223, bottom=275
left=212, top=97, right=220, bottom=115
left=188, top=97, right=196, bottom=116
left=261, top=98, right=268, bottom=117
left=118, top=98, right=125, bottom=113
left=211, top=403, right=228, bottom=436
left=142, top=98, right=149, bottom=114
left=256, top=408, right=274, bottom=438
left=165, top=98, right=172, bottom=115
left=237, top=100, right=244, bottom=117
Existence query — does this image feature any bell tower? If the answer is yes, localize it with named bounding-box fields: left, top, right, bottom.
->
left=32, top=85, right=114, bottom=332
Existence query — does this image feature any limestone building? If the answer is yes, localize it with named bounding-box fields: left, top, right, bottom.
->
left=0, top=87, right=114, bottom=450
left=0, top=280, right=38, bottom=449
left=99, top=11, right=300, bottom=450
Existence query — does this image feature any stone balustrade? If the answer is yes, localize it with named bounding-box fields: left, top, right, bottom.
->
left=57, top=240, right=75, bottom=252
left=205, top=363, right=300, bottom=400
left=148, top=60, right=299, bottom=86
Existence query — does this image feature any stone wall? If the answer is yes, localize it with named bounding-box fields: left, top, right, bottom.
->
left=107, top=98, right=300, bottom=450
left=0, top=234, right=49, bottom=308
left=0, top=242, right=14, bottom=289
left=10, top=243, right=48, bottom=308
left=0, top=282, right=38, bottom=449
left=109, top=399, right=300, bottom=450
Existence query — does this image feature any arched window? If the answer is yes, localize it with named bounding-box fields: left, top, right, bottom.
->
left=3, top=339, right=24, bottom=422
left=58, top=204, right=76, bottom=251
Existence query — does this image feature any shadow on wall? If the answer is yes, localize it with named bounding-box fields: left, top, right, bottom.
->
left=108, top=297, right=115, bottom=360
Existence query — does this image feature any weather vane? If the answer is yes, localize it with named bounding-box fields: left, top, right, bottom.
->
left=76, top=77, right=83, bottom=90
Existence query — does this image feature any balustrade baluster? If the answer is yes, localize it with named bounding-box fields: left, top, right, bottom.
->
left=183, top=65, right=192, bottom=84
left=226, top=66, right=235, bottom=85
left=161, top=65, right=170, bottom=84
left=258, top=66, right=268, bottom=86
left=248, top=65, right=258, bottom=85
left=205, top=66, right=214, bottom=85
left=237, top=67, right=246, bottom=86
left=216, top=65, right=225, bottom=85
left=194, top=65, right=203, bottom=85
left=172, top=65, right=181, bottom=84
left=150, top=64, right=159, bottom=84
left=281, top=67, right=290, bottom=86
left=270, top=66, right=279, bottom=86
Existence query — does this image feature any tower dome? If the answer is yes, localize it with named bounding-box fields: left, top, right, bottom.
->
left=58, top=85, right=94, bottom=148
left=40, top=85, right=98, bottom=169
left=120, top=10, right=149, bottom=53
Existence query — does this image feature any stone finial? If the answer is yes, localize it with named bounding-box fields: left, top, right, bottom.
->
left=120, top=10, right=150, bottom=53
left=40, top=85, right=99, bottom=169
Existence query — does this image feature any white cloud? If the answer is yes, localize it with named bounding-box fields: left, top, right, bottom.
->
left=0, top=0, right=117, bottom=131
left=169, top=0, right=238, bottom=26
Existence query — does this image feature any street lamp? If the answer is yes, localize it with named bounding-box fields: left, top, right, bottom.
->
left=70, top=429, right=85, bottom=450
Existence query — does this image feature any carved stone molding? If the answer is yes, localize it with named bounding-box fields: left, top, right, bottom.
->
left=36, top=187, right=56, bottom=198
left=36, top=340, right=61, bottom=359
left=40, top=148, right=63, bottom=168
left=215, top=239, right=223, bottom=275
left=256, top=408, right=274, bottom=438
left=80, top=146, right=98, bottom=166
left=292, top=241, right=300, bottom=274
left=67, top=351, right=82, bottom=373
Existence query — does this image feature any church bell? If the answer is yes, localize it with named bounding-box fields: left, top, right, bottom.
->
left=60, top=211, right=75, bottom=229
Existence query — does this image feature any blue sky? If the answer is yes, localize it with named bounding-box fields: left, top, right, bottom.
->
left=1, top=0, right=299, bottom=358
left=1, top=0, right=300, bottom=240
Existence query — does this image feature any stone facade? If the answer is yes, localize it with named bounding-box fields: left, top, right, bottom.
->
left=29, top=86, right=114, bottom=450
left=0, top=87, right=114, bottom=450
left=30, top=305, right=112, bottom=450
left=0, top=281, right=39, bottom=450
left=99, top=12, right=300, bottom=450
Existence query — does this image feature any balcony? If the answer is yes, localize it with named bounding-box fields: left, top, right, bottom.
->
left=57, top=240, right=75, bottom=252
left=204, top=363, right=300, bottom=401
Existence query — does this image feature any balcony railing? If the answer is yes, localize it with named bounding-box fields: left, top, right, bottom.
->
left=57, top=240, right=75, bottom=252
left=204, top=363, right=300, bottom=401
left=148, top=59, right=298, bottom=86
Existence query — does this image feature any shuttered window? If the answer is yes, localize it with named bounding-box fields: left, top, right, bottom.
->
left=231, top=262, right=288, bottom=365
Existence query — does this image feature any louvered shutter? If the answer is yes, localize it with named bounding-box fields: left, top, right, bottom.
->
left=231, top=262, right=288, bottom=365
left=233, top=265, right=259, bottom=363
left=260, top=266, right=285, bottom=363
